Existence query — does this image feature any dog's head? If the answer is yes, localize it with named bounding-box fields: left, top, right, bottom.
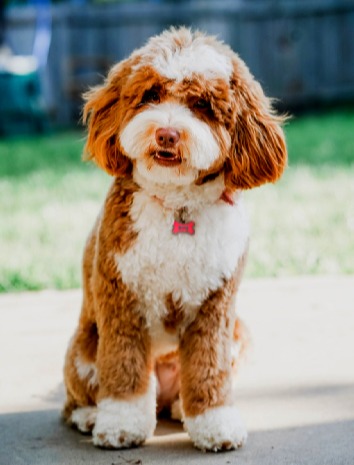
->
left=83, top=27, right=287, bottom=190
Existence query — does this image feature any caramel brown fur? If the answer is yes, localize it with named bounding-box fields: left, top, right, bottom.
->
left=179, top=275, right=237, bottom=417
left=63, top=27, right=287, bottom=452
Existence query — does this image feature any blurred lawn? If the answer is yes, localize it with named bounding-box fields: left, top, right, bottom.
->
left=0, top=107, right=353, bottom=292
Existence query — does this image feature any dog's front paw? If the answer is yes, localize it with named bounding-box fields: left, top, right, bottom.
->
left=184, top=405, right=247, bottom=452
left=92, top=396, right=156, bottom=449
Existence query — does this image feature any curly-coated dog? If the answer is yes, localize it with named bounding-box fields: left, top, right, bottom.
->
left=63, top=27, right=287, bottom=452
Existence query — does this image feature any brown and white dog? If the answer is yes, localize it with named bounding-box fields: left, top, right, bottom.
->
left=63, top=27, right=287, bottom=452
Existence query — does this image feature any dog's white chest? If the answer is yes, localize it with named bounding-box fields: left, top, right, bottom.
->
left=116, top=191, right=249, bottom=329
left=115, top=191, right=249, bottom=356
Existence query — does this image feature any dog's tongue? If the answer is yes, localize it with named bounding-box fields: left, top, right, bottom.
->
left=220, top=189, right=235, bottom=206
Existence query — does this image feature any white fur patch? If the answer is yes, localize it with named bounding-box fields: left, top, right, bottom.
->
left=184, top=405, right=247, bottom=451
left=74, top=356, right=98, bottom=388
left=149, top=320, right=179, bottom=358
left=120, top=102, right=221, bottom=184
left=71, top=406, right=97, bottom=433
left=92, top=375, right=157, bottom=449
left=134, top=28, right=233, bottom=82
left=116, top=177, right=249, bottom=356
left=152, top=42, right=233, bottom=82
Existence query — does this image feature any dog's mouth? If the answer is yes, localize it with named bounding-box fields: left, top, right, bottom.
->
left=153, top=150, right=182, bottom=167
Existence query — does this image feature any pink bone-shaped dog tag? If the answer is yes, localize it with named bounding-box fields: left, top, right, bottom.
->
left=172, top=220, right=195, bottom=235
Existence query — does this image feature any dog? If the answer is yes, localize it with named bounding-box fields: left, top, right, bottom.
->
left=63, top=27, right=287, bottom=452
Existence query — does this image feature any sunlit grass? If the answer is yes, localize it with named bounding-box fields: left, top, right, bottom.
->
left=0, top=133, right=110, bottom=291
left=245, top=108, right=354, bottom=277
left=0, top=108, right=353, bottom=292
left=245, top=166, right=354, bottom=277
left=0, top=170, right=110, bottom=291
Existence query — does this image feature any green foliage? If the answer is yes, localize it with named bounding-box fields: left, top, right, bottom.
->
left=0, top=108, right=353, bottom=292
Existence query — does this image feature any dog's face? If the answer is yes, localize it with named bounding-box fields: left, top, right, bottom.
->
left=83, top=28, right=287, bottom=190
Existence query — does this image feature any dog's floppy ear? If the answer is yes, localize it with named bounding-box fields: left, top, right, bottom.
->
left=225, top=59, right=288, bottom=190
left=82, top=60, right=132, bottom=176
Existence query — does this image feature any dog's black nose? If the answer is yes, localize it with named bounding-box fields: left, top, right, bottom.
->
left=155, top=127, right=180, bottom=148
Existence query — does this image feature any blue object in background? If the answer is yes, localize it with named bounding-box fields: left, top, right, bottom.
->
left=0, top=61, right=46, bottom=135
left=0, top=0, right=51, bottom=135
left=32, top=0, right=52, bottom=70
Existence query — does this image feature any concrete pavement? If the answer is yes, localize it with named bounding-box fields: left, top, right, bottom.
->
left=1, top=276, right=354, bottom=464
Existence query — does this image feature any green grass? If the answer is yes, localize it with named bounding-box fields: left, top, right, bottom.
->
left=245, top=108, right=354, bottom=277
left=0, top=133, right=111, bottom=292
left=1, top=108, right=354, bottom=292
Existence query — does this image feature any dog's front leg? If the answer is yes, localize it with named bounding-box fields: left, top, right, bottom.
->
left=92, top=274, right=156, bottom=449
left=179, top=277, right=247, bottom=452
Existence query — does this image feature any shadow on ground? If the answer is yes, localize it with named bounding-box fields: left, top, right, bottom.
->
left=1, top=408, right=353, bottom=465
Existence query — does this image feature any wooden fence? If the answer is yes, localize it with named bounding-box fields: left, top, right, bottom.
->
left=5, top=0, right=354, bottom=125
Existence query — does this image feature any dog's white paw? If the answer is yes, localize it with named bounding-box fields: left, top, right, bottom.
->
left=184, top=405, right=247, bottom=452
left=92, top=377, right=157, bottom=449
left=71, top=406, right=97, bottom=433
left=93, top=398, right=156, bottom=448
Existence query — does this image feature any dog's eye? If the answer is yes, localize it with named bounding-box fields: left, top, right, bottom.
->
left=193, top=98, right=210, bottom=110
left=141, top=89, right=160, bottom=105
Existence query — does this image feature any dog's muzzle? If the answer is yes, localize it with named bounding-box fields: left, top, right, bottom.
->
left=153, top=127, right=182, bottom=166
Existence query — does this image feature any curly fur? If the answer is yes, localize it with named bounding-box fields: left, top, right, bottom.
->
left=63, top=27, right=287, bottom=452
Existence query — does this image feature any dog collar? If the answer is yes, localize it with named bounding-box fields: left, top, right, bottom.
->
left=220, top=189, right=235, bottom=206
left=151, top=189, right=235, bottom=236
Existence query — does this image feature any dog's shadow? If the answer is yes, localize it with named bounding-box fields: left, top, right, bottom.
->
left=40, top=381, right=185, bottom=436
left=11, top=381, right=354, bottom=464
left=0, top=406, right=197, bottom=465
left=2, top=406, right=353, bottom=465
left=155, top=417, right=185, bottom=436
left=4, top=378, right=354, bottom=465
left=30, top=382, right=192, bottom=451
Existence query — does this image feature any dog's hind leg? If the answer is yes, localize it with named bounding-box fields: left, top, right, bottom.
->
left=62, top=308, right=99, bottom=433
left=63, top=228, right=100, bottom=432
